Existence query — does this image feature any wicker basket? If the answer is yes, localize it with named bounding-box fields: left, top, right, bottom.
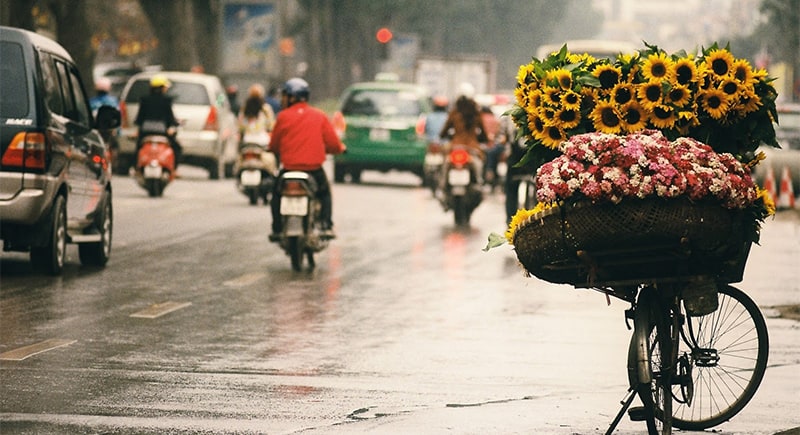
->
left=512, top=198, right=750, bottom=287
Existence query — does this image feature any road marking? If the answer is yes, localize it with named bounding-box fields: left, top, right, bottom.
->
left=223, top=272, right=266, bottom=287
left=130, top=301, right=192, bottom=319
left=0, top=339, right=77, bottom=361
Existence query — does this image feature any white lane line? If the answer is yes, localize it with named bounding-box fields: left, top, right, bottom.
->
left=130, top=301, right=192, bottom=319
left=0, top=339, right=77, bottom=361
left=223, top=272, right=266, bottom=287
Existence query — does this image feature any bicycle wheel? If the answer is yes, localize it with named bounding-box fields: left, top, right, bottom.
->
left=669, top=284, right=769, bottom=430
left=629, top=287, right=675, bottom=435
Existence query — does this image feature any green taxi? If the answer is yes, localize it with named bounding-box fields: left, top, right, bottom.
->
left=332, top=77, right=432, bottom=183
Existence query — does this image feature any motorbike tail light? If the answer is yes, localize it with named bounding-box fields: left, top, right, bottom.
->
left=415, top=115, right=426, bottom=138
left=282, top=180, right=307, bottom=196
left=119, top=101, right=129, bottom=128
left=243, top=150, right=260, bottom=160
left=1, top=132, right=47, bottom=171
left=332, top=111, right=346, bottom=138
left=449, top=148, right=471, bottom=166
left=203, top=106, right=219, bottom=131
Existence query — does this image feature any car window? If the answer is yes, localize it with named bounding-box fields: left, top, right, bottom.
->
left=166, top=82, right=210, bottom=105
left=39, top=52, right=65, bottom=116
left=123, top=79, right=151, bottom=104
left=66, top=66, right=91, bottom=125
left=0, top=41, right=29, bottom=118
left=342, top=89, right=423, bottom=117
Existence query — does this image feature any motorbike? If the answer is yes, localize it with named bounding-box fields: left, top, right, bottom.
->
left=235, top=140, right=277, bottom=205
left=274, top=171, right=330, bottom=271
left=134, top=122, right=175, bottom=197
left=438, top=144, right=484, bottom=226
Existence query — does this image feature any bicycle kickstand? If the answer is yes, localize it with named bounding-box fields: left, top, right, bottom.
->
left=605, top=388, right=637, bottom=435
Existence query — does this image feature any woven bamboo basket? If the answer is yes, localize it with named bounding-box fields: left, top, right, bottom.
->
left=512, top=198, right=751, bottom=287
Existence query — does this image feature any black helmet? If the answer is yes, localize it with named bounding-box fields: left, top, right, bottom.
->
left=282, top=77, right=309, bottom=100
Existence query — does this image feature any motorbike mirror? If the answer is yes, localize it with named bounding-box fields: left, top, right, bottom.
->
left=95, top=105, right=121, bottom=130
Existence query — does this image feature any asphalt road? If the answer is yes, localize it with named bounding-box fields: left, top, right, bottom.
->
left=1, top=166, right=798, bottom=434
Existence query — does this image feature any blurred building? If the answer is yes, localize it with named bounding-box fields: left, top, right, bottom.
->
left=591, top=0, right=763, bottom=51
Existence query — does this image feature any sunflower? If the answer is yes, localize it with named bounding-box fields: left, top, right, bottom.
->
left=642, top=51, right=675, bottom=82
left=699, top=88, right=730, bottom=119
left=610, top=83, right=634, bottom=105
left=528, top=113, right=546, bottom=138
left=673, top=57, right=698, bottom=86
left=705, top=48, right=735, bottom=78
left=620, top=101, right=648, bottom=132
left=732, top=59, right=756, bottom=85
left=719, top=78, right=741, bottom=98
left=736, top=87, right=762, bottom=115
left=543, top=86, right=562, bottom=107
left=555, top=107, right=581, bottom=129
left=541, top=125, right=566, bottom=148
left=560, top=90, right=582, bottom=110
left=666, top=84, right=692, bottom=107
left=649, top=104, right=677, bottom=129
left=590, top=101, right=623, bottom=134
left=593, top=64, right=622, bottom=91
left=514, top=86, right=527, bottom=107
left=548, top=68, right=573, bottom=90
left=517, top=63, right=535, bottom=86
left=637, top=80, right=664, bottom=110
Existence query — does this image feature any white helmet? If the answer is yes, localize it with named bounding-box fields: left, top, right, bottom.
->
left=458, top=82, right=475, bottom=99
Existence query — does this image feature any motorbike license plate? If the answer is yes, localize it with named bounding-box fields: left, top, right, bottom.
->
left=448, top=168, right=470, bottom=186
left=143, top=164, right=162, bottom=179
left=281, top=196, right=308, bottom=216
left=369, top=128, right=390, bottom=141
left=240, top=169, right=261, bottom=186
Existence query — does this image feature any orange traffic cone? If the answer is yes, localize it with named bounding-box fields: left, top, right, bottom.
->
left=777, top=166, right=796, bottom=209
left=763, top=165, right=778, bottom=205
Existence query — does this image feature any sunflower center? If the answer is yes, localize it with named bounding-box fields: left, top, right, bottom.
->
left=711, top=58, right=729, bottom=76
left=598, top=70, right=619, bottom=89
left=650, top=63, right=667, bottom=78
left=559, top=109, right=577, bottom=123
left=563, top=93, right=579, bottom=105
left=547, top=127, right=563, bottom=140
left=624, top=108, right=642, bottom=124
left=722, top=81, right=738, bottom=95
left=601, top=107, right=620, bottom=127
left=668, top=88, right=685, bottom=103
left=653, top=106, right=672, bottom=119
left=614, top=87, right=632, bottom=104
left=645, top=84, right=661, bottom=102
left=706, top=95, right=723, bottom=109
left=676, top=65, right=693, bottom=85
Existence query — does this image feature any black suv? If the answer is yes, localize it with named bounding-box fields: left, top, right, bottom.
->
left=0, top=26, right=120, bottom=274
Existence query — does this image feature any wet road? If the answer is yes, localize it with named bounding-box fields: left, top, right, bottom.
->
left=1, top=167, right=799, bottom=434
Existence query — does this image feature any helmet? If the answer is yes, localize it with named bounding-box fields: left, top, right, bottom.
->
left=282, top=77, right=309, bottom=100
left=150, top=75, right=171, bottom=89
left=95, top=77, right=112, bottom=93
left=457, top=82, right=475, bottom=99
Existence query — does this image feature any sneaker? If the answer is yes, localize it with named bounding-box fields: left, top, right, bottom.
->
left=268, top=233, right=281, bottom=243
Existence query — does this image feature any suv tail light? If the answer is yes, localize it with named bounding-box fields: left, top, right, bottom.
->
left=2, top=132, right=47, bottom=170
left=120, top=101, right=129, bottom=128
left=332, top=111, right=346, bottom=138
left=415, top=115, right=426, bottom=138
left=204, top=106, right=219, bottom=131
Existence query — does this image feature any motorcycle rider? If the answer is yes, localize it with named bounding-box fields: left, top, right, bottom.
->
left=90, top=77, right=121, bottom=171
left=268, top=78, right=346, bottom=241
left=134, top=75, right=182, bottom=169
left=237, top=84, right=278, bottom=174
left=439, top=83, right=488, bottom=182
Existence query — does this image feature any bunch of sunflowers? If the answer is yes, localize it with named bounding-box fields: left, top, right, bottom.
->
left=509, top=42, right=780, bottom=171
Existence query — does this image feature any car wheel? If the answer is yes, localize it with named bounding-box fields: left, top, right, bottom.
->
left=31, top=195, right=67, bottom=275
left=79, top=192, right=113, bottom=267
left=334, top=164, right=346, bottom=183
left=208, top=158, right=221, bottom=180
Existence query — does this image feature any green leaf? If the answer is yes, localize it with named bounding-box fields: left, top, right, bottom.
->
left=482, top=232, right=508, bottom=251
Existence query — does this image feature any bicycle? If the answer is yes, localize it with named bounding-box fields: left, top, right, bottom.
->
left=511, top=199, right=770, bottom=435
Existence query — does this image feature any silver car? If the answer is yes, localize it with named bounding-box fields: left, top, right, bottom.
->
left=117, top=71, right=238, bottom=179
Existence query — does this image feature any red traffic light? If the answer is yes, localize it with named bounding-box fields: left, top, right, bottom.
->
left=376, top=27, right=393, bottom=44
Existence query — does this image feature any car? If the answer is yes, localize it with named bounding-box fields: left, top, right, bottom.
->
left=117, top=71, right=238, bottom=179
left=331, top=76, right=432, bottom=183
left=0, top=26, right=121, bottom=274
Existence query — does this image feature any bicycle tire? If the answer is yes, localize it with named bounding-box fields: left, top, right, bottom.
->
left=669, top=284, right=769, bottom=430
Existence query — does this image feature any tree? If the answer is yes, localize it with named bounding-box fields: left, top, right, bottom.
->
left=760, top=0, right=800, bottom=101
left=138, top=0, right=199, bottom=71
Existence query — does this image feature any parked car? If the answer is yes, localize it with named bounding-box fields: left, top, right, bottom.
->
left=753, top=103, right=800, bottom=206
left=332, top=76, right=432, bottom=183
left=0, top=26, right=120, bottom=274
left=117, top=71, right=238, bottom=179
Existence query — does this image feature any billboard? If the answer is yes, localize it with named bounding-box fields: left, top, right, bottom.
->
left=220, top=1, right=278, bottom=74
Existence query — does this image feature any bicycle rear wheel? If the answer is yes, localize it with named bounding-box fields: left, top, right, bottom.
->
left=670, top=284, right=769, bottom=430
